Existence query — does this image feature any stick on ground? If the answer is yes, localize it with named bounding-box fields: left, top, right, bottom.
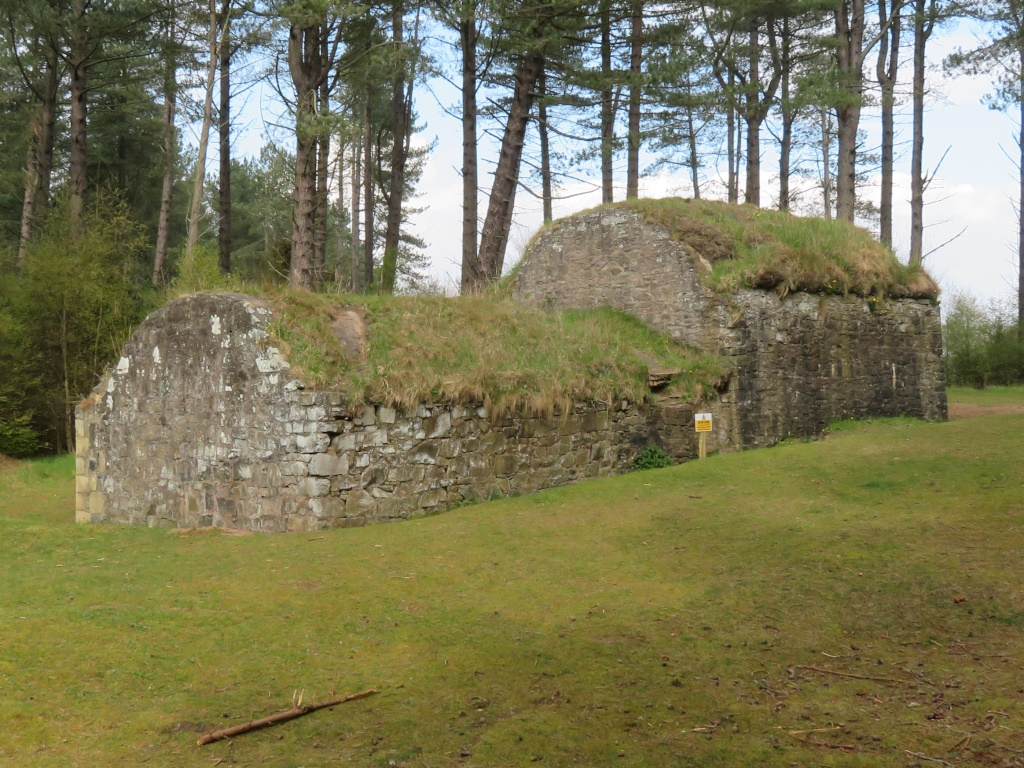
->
left=196, top=689, right=377, bottom=747
left=796, top=665, right=908, bottom=685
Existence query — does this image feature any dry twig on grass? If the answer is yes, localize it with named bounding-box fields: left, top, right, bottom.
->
left=905, top=750, right=955, bottom=766
left=797, top=665, right=909, bottom=685
left=196, top=689, right=377, bottom=746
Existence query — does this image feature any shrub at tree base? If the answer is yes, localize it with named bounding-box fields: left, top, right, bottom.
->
left=944, top=293, right=1024, bottom=387
left=0, top=194, right=151, bottom=453
left=634, top=445, right=672, bottom=471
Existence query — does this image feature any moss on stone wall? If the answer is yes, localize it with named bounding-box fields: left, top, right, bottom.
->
left=618, top=198, right=938, bottom=299
left=263, top=290, right=728, bottom=415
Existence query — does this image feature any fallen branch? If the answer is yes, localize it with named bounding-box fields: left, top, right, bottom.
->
left=788, top=734, right=858, bottom=752
left=789, top=725, right=844, bottom=736
left=196, top=689, right=377, bottom=746
left=905, top=750, right=955, bottom=767
left=797, top=665, right=908, bottom=685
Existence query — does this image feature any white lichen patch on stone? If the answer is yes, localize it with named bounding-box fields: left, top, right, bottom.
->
left=211, top=315, right=222, bottom=335
left=152, top=346, right=161, bottom=365
left=115, top=356, right=130, bottom=375
left=255, top=346, right=290, bottom=373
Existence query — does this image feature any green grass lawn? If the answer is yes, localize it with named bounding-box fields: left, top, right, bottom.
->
left=3, top=402, right=1024, bottom=766
left=947, top=385, right=1024, bottom=407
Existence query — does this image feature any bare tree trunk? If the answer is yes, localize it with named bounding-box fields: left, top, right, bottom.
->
left=18, top=45, right=58, bottom=261
left=822, top=107, right=833, bottom=219
left=1016, top=48, right=1024, bottom=344
left=538, top=64, right=553, bottom=222
left=877, top=0, right=900, bottom=245
left=18, top=113, right=41, bottom=263
left=336, top=139, right=348, bottom=288
left=381, top=0, right=409, bottom=293
left=186, top=0, right=220, bottom=261
left=735, top=117, right=744, bottom=203
left=834, top=0, right=867, bottom=223
left=69, top=0, right=88, bottom=223
left=314, top=75, right=329, bottom=280
left=287, top=22, right=326, bottom=289
left=779, top=18, right=792, bottom=211
left=350, top=137, right=362, bottom=292
left=909, top=0, right=933, bottom=267
left=218, top=0, right=232, bottom=274
left=476, top=49, right=544, bottom=285
left=460, top=9, right=480, bottom=292
left=363, top=88, right=374, bottom=289
left=726, top=71, right=737, bottom=204
left=600, top=0, right=614, bottom=204
left=685, top=79, right=700, bottom=199
left=154, top=5, right=177, bottom=285
left=745, top=21, right=761, bottom=206
left=37, top=49, right=56, bottom=211
left=626, top=0, right=642, bottom=199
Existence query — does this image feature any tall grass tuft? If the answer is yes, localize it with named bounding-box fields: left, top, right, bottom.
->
left=621, top=197, right=939, bottom=299
left=264, top=289, right=728, bottom=413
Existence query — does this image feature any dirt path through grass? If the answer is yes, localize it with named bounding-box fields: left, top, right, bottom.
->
left=948, top=402, right=1024, bottom=419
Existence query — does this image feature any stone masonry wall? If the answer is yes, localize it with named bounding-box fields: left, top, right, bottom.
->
left=516, top=208, right=714, bottom=348
left=514, top=205, right=947, bottom=448
left=77, top=293, right=727, bottom=532
left=710, top=291, right=946, bottom=447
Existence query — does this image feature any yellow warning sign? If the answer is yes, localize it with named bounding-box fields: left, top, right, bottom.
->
left=694, top=412, right=713, bottom=432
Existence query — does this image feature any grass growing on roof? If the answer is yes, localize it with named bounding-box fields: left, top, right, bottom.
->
left=263, top=289, right=727, bottom=412
left=619, top=197, right=938, bottom=299
left=5, top=396, right=1024, bottom=766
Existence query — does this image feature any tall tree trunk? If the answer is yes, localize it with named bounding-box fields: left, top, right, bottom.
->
left=218, top=0, right=232, bottom=274
left=363, top=88, right=374, bottom=289
left=726, top=71, right=738, bottom=204
left=154, top=6, right=178, bottom=285
left=1019, top=74, right=1024, bottom=342
left=779, top=18, right=792, bottom=211
left=69, top=0, right=88, bottom=223
left=877, top=0, right=900, bottom=245
left=350, top=137, right=362, bottom=292
left=37, top=48, right=57, bottom=210
left=381, top=1, right=409, bottom=293
left=287, top=22, right=325, bottom=289
left=186, top=0, right=220, bottom=261
left=822, top=107, right=833, bottom=219
left=735, top=117, right=744, bottom=203
left=336, top=140, right=348, bottom=289
left=18, top=115, right=40, bottom=264
left=745, top=20, right=761, bottom=206
left=314, top=73, right=329, bottom=279
left=685, top=78, right=700, bottom=199
left=909, top=0, right=932, bottom=267
left=476, top=50, right=544, bottom=285
left=459, top=9, right=480, bottom=292
left=600, top=0, right=614, bottom=204
left=18, top=49, right=58, bottom=261
left=626, top=0, right=642, bottom=199
left=834, top=0, right=867, bottom=223
left=538, top=64, right=553, bottom=222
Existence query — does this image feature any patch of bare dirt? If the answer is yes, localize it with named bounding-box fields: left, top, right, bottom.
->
left=948, top=403, right=1024, bottom=420
left=0, top=454, right=21, bottom=472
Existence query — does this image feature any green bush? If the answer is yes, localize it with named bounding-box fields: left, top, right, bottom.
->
left=944, top=293, right=1024, bottom=387
left=0, top=193, right=151, bottom=452
left=635, top=445, right=671, bottom=471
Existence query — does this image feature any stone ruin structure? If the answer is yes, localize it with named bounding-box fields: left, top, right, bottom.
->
left=514, top=205, right=947, bottom=448
left=76, top=293, right=718, bottom=532
left=76, top=204, right=946, bottom=532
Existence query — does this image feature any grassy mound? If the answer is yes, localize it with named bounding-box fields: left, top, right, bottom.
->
left=3, top=390, right=1024, bottom=766
left=619, top=198, right=939, bottom=299
left=263, top=289, right=727, bottom=413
